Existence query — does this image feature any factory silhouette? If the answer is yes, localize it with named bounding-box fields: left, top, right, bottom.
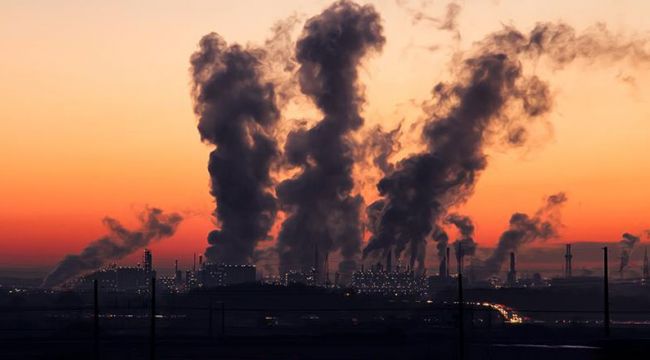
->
left=68, top=241, right=650, bottom=295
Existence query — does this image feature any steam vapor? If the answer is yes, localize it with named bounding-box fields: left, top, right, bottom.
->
left=619, top=232, right=640, bottom=273
left=479, top=193, right=568, bottom=277
left=190, top=33, right=280, bottom=265
left=42, top=208, right=183, bottom=288
left=275, top=0, right=385, bottom=277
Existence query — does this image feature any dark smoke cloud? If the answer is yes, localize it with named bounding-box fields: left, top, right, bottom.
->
left=276, top=1, right=385, bottom=277
left=619, top=232, right=640, bottom=273
left=364, top=20, right=648, bottom=272
left=190, top=33, right=280, bottom=265
left=42, top=208, right=183, bottom=288
left=479, top=193, right=567, bottom=277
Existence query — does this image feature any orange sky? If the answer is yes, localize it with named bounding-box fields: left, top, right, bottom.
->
left=1, top=0, right=650, bottom=272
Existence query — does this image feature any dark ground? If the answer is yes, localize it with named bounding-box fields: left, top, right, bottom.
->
left=2, top=326, right=650, bottom=360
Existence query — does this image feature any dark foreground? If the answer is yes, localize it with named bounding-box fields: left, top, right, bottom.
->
left=4, top=284, right=650, bottom=359
left=3, top=326, right=650, bottom=360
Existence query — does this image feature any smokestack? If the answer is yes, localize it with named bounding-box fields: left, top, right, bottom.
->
left=42, top=208, right=182, bottom=288
left=325, top=252, right=330, bottom=285
left=565, top=244, right=573, bottom=278
left=432, top=229, right=449, bottom=278
left=199, top=255, right=203, bottom=268
left=386, top=249, right=392, bottom=273
left=445, top=247, right=450, bottom=277
left=175, top=259, right=182, bottom=284
left=314, top=244, right=320, bottom=284
left=143, top=248, right=153, bottom=273
left=507, top=252, right=517, bottom=286
left=276, top=1, right=385, bottom=280
left=456, top=242, right=464, bottom=276
left=193, top=253, right=196, bottom=272
left=438, top=253, right=446, bottom=277
left=643, top=248, right=650, bottom=281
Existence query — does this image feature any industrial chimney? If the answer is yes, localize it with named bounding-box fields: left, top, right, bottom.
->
left=313, top=244, right=320, bottom=285
left=445, top=246, right=449, bottom=277
left=143, top=248, right=152, bottom=273
left=565, top=244, right=573, bottom=278
left=438, top=255, right=446, bottom=278
left=325, top=252, right=330, bottom=285
left=507, top=252, right=517, bottom=286
left=174, top=259, right=182, bottom=285
left=643, top=248, right=650, bottom=281
left=386, top=249, right=392, bottom=273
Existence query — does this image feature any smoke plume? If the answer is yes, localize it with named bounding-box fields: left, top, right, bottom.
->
left=364, top=46, right=549, bottom=270
left=446, top=214, right=477, bottom=260
left=479, top=193, right=567, bottom=277
left=276, top=1, right=385, bottom=277
left=190, top=33, right=280, bottom=264
left=619, top=232, right=640, bottom=273
left=42, top=208, right=183, bottom=288
left=363, top=20, right=648, bottom=272
left=363, top=124, right=402, bottom=175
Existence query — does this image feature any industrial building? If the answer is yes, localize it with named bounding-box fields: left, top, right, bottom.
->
left=352, top=262, right=426, bottom=297
left=199, top=264, right=257, bottom=287
left=71, top=248, right=155, bottom=292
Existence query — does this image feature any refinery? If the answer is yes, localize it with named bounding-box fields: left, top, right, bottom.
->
left=56, top=241, right=650, bottom=301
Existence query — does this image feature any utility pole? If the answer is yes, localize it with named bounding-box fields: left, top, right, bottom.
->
left=603, top=247, right=610, bottom=337
left=93, top=279, right=99, bottom=360
left=150, top=277, right=156, bottom=360
left=208, top=298, right=213, bottom=338
left=565, top=244, right=573, bottom=278
left=457, top=243, right=464, bottom=360
left=221, top=302, right=226, bottom=337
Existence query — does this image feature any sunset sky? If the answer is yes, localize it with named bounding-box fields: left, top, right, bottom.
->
left=1, top=0, right=650, bottom=274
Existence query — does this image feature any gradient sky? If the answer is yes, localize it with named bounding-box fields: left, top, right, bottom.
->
left=1, top=0, right=650, bottom=273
